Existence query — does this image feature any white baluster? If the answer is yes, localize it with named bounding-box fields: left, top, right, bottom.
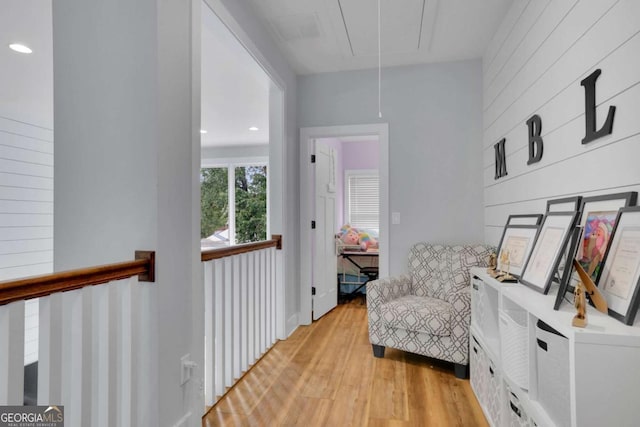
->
left=275, top=249, right=284, bottom=340
left=232, top=255, right=241, bottom=380
left=92, top=284, right=108, bottom=427
left=260, top=250, right=267, bottom=354
left=213, top=258, right=225, bottom=397
left=61, top=288, right=88, bottom=426
left=270, top=247, right=277, bottom=345
left=251, top=251, right=262, bottom=363
left=135, top=281, right=153, bottom=426
left=0, top=300, right=25, bottom=405
left=247, top=253, right=255, bottom=365
left=265, top=249, right=271, bottom=348
left=38, top=292, right=63, bottom=405
left=223, top=257, right=233, bottom=388
left=239, top=253, right=249, bottom=374
left=117, top=277, right=136, bottom=427
left=203, top=261, right=214, bottom=406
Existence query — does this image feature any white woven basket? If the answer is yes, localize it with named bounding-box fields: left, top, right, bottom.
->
left=499, top=310, right=529, bottom=390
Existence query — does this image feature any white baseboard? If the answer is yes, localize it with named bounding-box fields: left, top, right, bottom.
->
left=286, top=312, right=299, bottom=337
left=172, top=412, right=191, bottom=427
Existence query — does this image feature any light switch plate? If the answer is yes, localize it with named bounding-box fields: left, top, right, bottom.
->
left=392, top=212, right=401, bottom=225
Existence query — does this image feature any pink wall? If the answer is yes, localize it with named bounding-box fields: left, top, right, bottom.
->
left=317, top=138, right=379, bottom=231
left=338, top=139, right=379, bottom=230
left=342, top=140, right=379, bottom=171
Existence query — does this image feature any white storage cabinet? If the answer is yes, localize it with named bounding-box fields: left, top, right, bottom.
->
left=470, top=268, right=640, bottom=427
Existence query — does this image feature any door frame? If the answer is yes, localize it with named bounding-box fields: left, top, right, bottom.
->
left=299, top=123, right=389, bottom=325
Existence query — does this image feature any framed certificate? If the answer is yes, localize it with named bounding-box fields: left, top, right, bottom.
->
left=597, top=206, right=640, bottom=325
left=546, top=196, right=582, bottom=213
left=505, top=214, right=543, bottom=226
left=496, top=224, right=539, bottom=278
left=520, top=211, right=579, bottom=294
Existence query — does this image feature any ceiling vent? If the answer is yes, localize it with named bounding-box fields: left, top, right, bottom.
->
left=270, top=13, right=323, bottom=42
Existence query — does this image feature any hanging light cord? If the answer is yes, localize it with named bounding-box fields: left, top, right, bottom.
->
left=378, top=0, right=382, bottom=118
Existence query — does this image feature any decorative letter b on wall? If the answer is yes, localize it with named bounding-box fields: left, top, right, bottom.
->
left=494, top=138, right=507, bottom=180
left=526, top=114, right=543, bottom=165
left=581, top=69, right=616, bottom=144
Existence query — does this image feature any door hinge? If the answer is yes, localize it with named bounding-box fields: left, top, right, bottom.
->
left=311, top=154, right=316, bottom=163
left=312, top=287, right=316, bottom=295
left=311, top=220, right=316, bottom=229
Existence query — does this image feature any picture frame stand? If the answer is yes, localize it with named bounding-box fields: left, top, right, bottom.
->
left=554, top=227, right=582, bottom=310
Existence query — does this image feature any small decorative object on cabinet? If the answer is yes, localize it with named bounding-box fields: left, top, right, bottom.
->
left=572, top=259, right=607, bottom=314
left=487, top=252, right=498, bottom=276
left=572, top=281, right=587, bottom=328
left=470, top=268, right=640, bottom=427
left=496, top=249, right=517, bottom=283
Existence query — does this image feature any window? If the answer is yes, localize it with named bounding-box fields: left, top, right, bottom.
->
left=200, top=167, right=229, bottom=248
left=235, top=166, right=267, bottom=244
left=345, top=170, right=379, bottom=231
left=200, top=163, right=268, bottom=248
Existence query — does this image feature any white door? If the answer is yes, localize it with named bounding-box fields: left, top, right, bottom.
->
left=313, top=142, right=338, bottom=320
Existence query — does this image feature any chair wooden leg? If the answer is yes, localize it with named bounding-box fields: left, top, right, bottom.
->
left=454, top=363, right=468, bottom=379
left=372, top=344, right=385, bottom=358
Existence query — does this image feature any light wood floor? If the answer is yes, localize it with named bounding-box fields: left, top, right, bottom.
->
left=203, top=301, right=488, bottom=427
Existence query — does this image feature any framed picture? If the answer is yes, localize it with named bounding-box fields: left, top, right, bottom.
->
left=505, top=214, right=543, bottom=226
left=520, top=211, right=579, bottom=294
left=554, top=192, right=637, bottom=310
left=596, top=207, right=640, bottom=325
left=496, top=224, right=539, bottom=278
left=546, top=196, right=582, bottom=213
left=576, top=192, right=637, bottom=279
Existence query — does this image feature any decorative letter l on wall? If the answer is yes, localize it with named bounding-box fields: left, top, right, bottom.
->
left=581, top=69, right=616, bottom=144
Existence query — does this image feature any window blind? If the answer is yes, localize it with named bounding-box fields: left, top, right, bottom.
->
left=346, top=173, right=379, bottom=230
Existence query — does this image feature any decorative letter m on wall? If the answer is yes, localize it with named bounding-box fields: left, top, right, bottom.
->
left=494, top=138, right=507, bottom=180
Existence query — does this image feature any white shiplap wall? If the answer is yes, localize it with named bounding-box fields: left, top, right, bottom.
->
left=0, top=116, right=53, bottom=364
left=483, top=0, right=640, bottom=245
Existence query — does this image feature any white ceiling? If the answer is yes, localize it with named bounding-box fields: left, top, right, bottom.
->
left=0, top=1, right=271, bottom=147
left=248, top=0, right=513, bottom=74
left=201, top=6, right=271, bottom=147
left=0, top=1, right=512, bottom=147
left=0, top=0, right=53, bottom=129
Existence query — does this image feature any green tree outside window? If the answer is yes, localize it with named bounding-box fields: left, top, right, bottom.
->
left=200, top=165, right=267, bottom=245
left=235, top=166, right=267, bottom=243
left=200, top=168, right=228, bottom=239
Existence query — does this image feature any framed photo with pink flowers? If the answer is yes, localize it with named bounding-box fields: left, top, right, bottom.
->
left=576, top=192, right=637, bottom=281
left=554, top=192, right=637, bottom=310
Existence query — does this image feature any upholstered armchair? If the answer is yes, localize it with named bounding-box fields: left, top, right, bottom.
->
left=367, top=243, right=493, bottom=378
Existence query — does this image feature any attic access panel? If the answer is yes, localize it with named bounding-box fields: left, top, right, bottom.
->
left=338, top=0, right=425, bottom=56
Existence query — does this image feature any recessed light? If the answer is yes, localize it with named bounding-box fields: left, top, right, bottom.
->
left=9, top=43, right=32, bottom=54
left=249, top=126, right=259, bottom=131
left=200, top=129, right=207, bottom=134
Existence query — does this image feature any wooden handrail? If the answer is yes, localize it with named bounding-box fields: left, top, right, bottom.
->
left=0, top=251, right=155, bottom=306
left=201, top=234, right=282, bottom=262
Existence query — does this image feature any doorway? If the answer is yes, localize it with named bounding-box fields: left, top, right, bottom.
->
left=300, top=124, right=389, bottom=325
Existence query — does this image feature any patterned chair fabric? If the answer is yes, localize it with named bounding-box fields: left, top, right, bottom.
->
left=380, top=295, right=452, bottom=336
left=368, top=243, right=493, bottom=368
